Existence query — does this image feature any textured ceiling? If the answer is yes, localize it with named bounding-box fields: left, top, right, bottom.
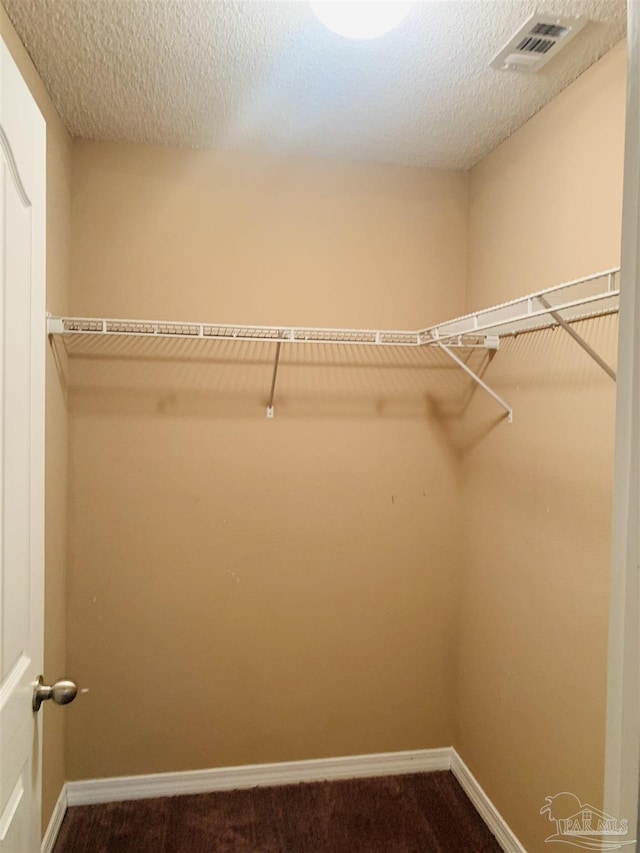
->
left=4, top=0, right=626, bottom=169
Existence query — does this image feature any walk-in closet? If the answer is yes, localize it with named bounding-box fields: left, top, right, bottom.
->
left=1, top=1, right=638, bottom=851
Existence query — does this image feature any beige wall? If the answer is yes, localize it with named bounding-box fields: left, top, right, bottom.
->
left=460, top=41, right=626, bottom=851
left=65, top=143, right=469, bottom=780
left=0, top=2, right=72, bottom=836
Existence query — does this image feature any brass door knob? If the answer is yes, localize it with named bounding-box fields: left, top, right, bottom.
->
left=33, top=675, right=78, bottom=712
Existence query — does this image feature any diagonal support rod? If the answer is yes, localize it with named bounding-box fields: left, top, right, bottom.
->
left=537, top=296, right=616, bottom=381
left=438, top=343, right=513, bottom=423
left=266, top=341, right=282, bottom=419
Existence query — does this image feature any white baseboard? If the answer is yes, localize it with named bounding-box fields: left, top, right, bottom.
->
left=41, top=783, right=67, bottom=853
left=64, top=747, right=525, bottom=853
left=450, top=749, right=527, bottom=853
left=66, top=747, right=452, bottom=806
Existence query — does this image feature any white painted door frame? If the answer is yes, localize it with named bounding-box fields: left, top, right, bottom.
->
left=0, top=36, right=46, bottom=853
left=604, top=1, right=640, bottom=847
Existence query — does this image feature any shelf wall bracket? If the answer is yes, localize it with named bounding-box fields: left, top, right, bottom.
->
left=266, top=341, right=282, bottom=419
left=437, top=342, right=513, bottom=423
left=536, top=295, right=617, bottom=381
left=47, top=315, right=65, bottom=336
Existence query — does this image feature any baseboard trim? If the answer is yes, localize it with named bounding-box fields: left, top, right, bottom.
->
left=450, top=750, right=526, bottom=853
left=41, top=783, right=67, bottom=853
left=66, top=747, right=452, bottom=806
left=65, top=747, right=525, bottom=852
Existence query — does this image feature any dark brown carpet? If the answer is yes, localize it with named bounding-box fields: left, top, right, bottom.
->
left=53, top=771, right=501, bottom=853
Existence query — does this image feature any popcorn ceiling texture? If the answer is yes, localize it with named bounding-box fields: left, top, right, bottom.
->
left=3, top=0, right=626, bottom=169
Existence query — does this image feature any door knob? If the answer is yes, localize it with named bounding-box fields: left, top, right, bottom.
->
left=33, top=676, right=78, bottom=712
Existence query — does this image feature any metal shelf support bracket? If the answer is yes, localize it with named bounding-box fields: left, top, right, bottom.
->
left=438, top=343, right=513, bottom=423
left=536, top=295, right=617, bottom=381
left=266, top=341, right=282, bottom=419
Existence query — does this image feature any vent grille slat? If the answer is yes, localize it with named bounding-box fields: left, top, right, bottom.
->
left=530, top=22, right=569, bottom=38
left=516, top=36, right=556, bottom=55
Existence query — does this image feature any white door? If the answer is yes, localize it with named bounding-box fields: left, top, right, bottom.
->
left=0, top=38, right=46, bottom=853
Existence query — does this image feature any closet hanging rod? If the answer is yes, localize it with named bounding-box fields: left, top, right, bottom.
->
left=46, top=268, right=620, bottom=350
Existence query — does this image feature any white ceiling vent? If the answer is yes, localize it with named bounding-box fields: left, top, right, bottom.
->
left=490, top=14, right=587, bottom=73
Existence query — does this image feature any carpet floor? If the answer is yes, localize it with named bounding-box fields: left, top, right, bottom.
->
left=53, top=770, right=502, bottom=852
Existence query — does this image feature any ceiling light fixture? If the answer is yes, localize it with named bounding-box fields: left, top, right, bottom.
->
left=310, top=1, right=411, bottom=40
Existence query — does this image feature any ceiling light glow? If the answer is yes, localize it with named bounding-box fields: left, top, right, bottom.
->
left=310, top=2, right=411, bottom=40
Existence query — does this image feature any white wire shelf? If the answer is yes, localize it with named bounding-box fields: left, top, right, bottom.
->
left=47, top=317, right=423, bottom=348
left=46, top=268, right=619, bottom=351
left=419, top=267, right=619, bottom=346
left=47, top=268, right=620, bottom=423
